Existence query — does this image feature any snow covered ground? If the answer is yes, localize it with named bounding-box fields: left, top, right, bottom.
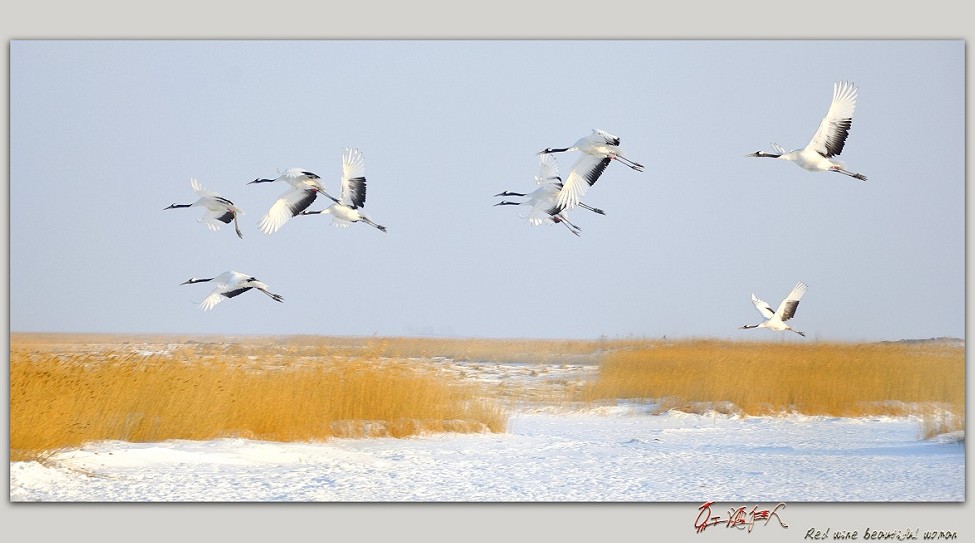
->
left=10, top=357, right=964, bottom=502
left=9, top=414, right=964, bottom=502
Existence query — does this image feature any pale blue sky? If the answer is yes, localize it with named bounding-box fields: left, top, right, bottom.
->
left=9, top=40, right=964, bottom=341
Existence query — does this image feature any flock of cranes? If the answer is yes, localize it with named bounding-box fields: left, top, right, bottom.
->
left=166, top=147, right=384, bottom=311
left=167, top=81, right=869, bottom=336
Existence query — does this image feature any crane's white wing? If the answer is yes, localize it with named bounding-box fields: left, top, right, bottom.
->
left=340, top=148, right=367, bottom=208
left=526, top=205, right=561, bottom=225
left=774, top=282, right=807, bottom=321
left=330, top=217, right=353, bottom=228
left=523, top=184, right=562, bottom=225
left=199, top=208, right=233, bottom=231
left=199, top=289, right=226, bottom=311
left=190, top=178, right=220, bottom=198
left=556, top=154, right=611, bottom=211
left=591, top=128, right=620, bottom=146
left=534, top=155, right=565, bottom=213
left=528, top=208, right=570, bottom=226
left=535, top=153, right=561, bottom=185
left=805, top=81, right=858, bottom=158
left=201, top=286, right=252, bottom=311
left=216, top=271, right=248, bottom=290
left=751, top=293, right=776, bottom=320
left=199, top=272, right=257, bottom=310
left=280, top=168, right=319, bottom=183
left=258, top=187, right=318, bottom=234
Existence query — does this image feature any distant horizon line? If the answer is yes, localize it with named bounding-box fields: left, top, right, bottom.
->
left=7, top=331, right=965, bottom=345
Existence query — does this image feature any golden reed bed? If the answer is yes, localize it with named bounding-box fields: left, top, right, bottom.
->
left=583, top=340, right=963, bottom=419
left=9, top=334, right=964, bottom=461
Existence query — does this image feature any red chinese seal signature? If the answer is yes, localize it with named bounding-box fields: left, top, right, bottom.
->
left=694, top=501, right=789, bottom=533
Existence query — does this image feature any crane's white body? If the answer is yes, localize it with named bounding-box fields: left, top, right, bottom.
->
left=300, top=148, right=387, bottom=232
left=741, top=282, right=808, bottom=337
left=748, top=81, right=867, bottom=181
left=539, top=128, right=644, bottom=211
left=165, top=178, right=244, bottom=238
left=181, top=270, right=283, bottom=311
left=250, top=167, right=337, bottom=235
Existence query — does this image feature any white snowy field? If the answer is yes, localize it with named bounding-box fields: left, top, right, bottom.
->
left=10, top=357, right=965, bottom=502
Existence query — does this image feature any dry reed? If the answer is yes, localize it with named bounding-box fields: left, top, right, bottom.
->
left=581, top=340, right=964, bottom=429
left=11, top=334, right=963, bottom=460
left=10, top=335, right=507, bottom=461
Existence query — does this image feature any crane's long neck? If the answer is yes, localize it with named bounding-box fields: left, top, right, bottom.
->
left=539, top=147, right=571, bottom=155
left=300, top=206, right=337, bottom=216
left=165, top=203, right=193, bottom=209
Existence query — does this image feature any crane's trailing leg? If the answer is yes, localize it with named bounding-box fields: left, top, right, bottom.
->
left=612, top=154, right=645, bottom=172
left=577, top=202, right=606, bottom=215
left=553, top=215, right=582, bottom=236
left=830, top=165, right=867, bottom=181
left=361, top=217, right=387, bottom=232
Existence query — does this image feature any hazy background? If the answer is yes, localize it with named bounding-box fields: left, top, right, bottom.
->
left=9, top=40, right=964, bottom=341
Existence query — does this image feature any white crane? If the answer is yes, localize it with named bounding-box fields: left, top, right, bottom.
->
left=298, top=148, right=387, bottom=232
left=494, top=153, right=603, bottom=236
left=747, top=81, right=867, bottom=181
left=538, top=128, right=644, bottom=211
left=249, top=168, right=340, bottom=234
left=180, top=271, right=284, bottom=311
left=164, top=178, right=244, bottom=238
left=740, top=281, right=808, bottom=337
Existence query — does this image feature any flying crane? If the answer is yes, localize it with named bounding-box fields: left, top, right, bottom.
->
left=164, top=178, right=244, bottom=238
left=249, top=168, right=339, bottom=234
left=747, top=81, right=867, bottom=181
left=740, top=281, right=809, bottom=337
left=538, top=128, right=644, bottom=211
left=180, top=271, right=284, bottom=311
left=299, top=148, right=387, bottom=232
